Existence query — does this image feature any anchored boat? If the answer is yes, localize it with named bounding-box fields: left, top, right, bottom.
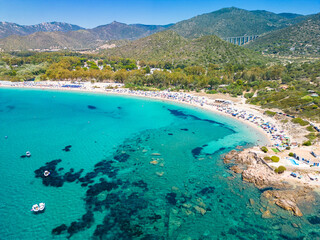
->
left=31, top=203, right=45, bottom=213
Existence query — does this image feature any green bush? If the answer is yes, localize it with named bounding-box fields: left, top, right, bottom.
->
left=306, top=133, right=317, bottom=141
left=264, top=110, right=277, bottom=117
left=289, top=152, right=294, bottom=157
left=303, top=140, right=312, bottom=146
left=286, top=146, right=291, bottom=150
left=264, top=156, right=271, bottom=161
left=244, top=92, right=254, bottom=99
left=275, top=166, right=286, bottom=174
left=306, top=125, right=315, bottom=132
left=292, top=118, right=309, bottom=126
left=206, top=90, right=217, bottom=94
left=261, top=146, right=268, bottom=153
left=271, top=156, right=280, bottom=162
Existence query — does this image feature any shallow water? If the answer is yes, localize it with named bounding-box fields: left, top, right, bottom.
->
left=0, top=88, right=320, bottom=240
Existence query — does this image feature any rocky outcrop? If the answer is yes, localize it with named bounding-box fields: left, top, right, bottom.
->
left=275, top=199, right=303, bottom=216
left=230, top=165, right=243, bottom=174
left=262, top=188, right=315, bottom=217
left=224, top=148, right=316, bottom=217
left=223, top=150, right=238, bottom=163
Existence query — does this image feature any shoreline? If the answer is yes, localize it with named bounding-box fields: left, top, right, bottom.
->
left=0, top=83, right=275, bottom=146
left=2, top=81, right=320, bottom=217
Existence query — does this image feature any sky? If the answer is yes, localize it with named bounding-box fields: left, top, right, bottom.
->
left=0, top=0, right=319, bottom=28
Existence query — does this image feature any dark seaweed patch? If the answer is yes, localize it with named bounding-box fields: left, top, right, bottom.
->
left=34, top=159, right=84, bottom=187
left=52, top=224, right=68, bottom=235
left=191, top=147, right=203, bottom=158
left=88, top=105, right=97, bottom=110
left=132, top=180, right=148, bottom=191
left=198, top=186, right=215, bottom=195
left=165, top=193, right=177, bottom=205
left=148, top=214, right=162, bottom=223
left=308, top=216, right=320, bottom=224
left=62, top=145, right=72, bottom=152
left=180, top=128, right=188, bottom=131
left=67, top=211, right=94, bottom=238
left=114, top=153, right=130, bottom=162
left=86, top=180, right=121, bottom=198
left=168, top=108, right=236, bottom=133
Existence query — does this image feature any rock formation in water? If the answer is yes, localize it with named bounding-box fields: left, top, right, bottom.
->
left=224, top=149, right=316, bottom=217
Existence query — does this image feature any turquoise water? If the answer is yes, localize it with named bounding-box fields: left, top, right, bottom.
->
left=0, top=88, right=319, bottom=240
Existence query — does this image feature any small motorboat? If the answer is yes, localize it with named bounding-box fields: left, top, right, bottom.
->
left=26, top=151, right=31, bottom=157
left=39, top=203, right=45, bottom=211
left=31, top=203, right=45, bottom=213
left=43, top=170, right=50, bottom=177
left=31, top=204, right=39, bottom=212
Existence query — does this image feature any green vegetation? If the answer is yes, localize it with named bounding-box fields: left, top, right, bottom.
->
left=264, top=156, right=271, bottom=161
left=247, top=60, right=320, bottom=121
left=170, top=7, right=308, bottom=39
left=261, top=146, right=268, bottom=153
left=303, top=140, right=312, bottom=146
left=247, top=13, right=320, bottom=56
left=275, top=166, right=286, bottom=174
left=264, top=110, right=276, bottom=117
left=289, top=152, right=294, bottom=157
left=292, top=118, right=309, bottom=126
left=307, top=125, right=315, bottom=132
left=305, top=133, right=320, bottom=141
left=105, top=31, right=268, bottom=67
left=271, top=156, right=280, bottom=162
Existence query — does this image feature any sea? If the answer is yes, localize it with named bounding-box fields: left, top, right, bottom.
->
left=0, top=88, right=320, bottom=240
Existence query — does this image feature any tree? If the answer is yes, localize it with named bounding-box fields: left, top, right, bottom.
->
left=145, top=66, right=151, bottom=74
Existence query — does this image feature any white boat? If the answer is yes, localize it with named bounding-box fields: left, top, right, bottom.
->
left=31, top=202, right=45, bottom=212
left=31, top=204, right=39, bottom=212
left=26, top=151, right=31, bottom=157
left=39, top=203, right=45, bottom=211
left=43, top=170, right=50, bottom=177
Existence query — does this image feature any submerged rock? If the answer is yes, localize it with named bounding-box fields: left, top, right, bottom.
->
left=150, top=160, right=158, bottom=165
left=261, top=209, right=273, bottom=219
left=230, top=165, right=243, bottom=174
left=275, top=199, right=303, bottom=217
left=194, top=206, right=206, bottom=215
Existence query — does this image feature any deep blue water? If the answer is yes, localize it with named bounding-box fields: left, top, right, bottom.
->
left=0, top=88, right=319, bottom=240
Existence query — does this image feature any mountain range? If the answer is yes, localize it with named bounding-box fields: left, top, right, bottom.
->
left=0, top=21, right=172, bottom=50
left=0, top=7, right=318, bottom=57
left=0, top=21, right=84, bottom=39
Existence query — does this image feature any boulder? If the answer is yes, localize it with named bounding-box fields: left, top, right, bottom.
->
left=194, top=206, right=206, bottom=215
left=275, top=199, right=303, bottom=217
left=150, top=160, right=158, bottom=165
left=262, top=210, right=273, bottom=219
